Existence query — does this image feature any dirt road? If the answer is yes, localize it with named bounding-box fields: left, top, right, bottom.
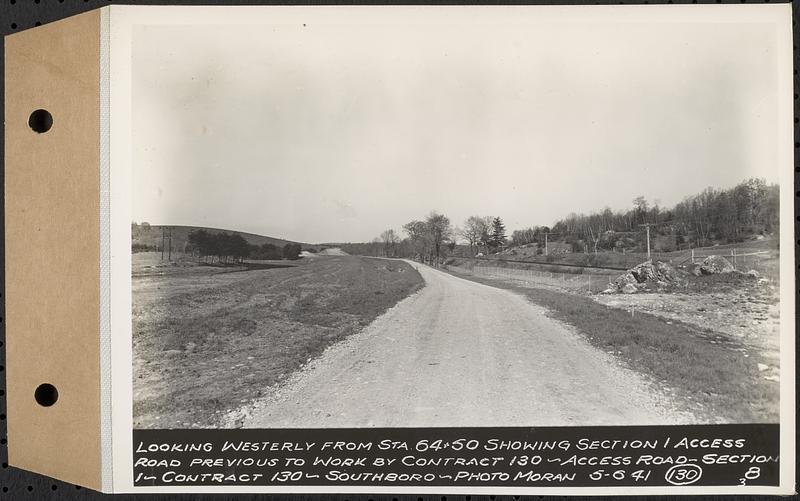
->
left=239, top=262, right=696, bottom=428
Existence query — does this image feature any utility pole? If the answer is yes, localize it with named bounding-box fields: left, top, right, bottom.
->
left=161, top=226, right=165, bottom=260
left=544, top=232, right=549, bottom=256
left=167, top=227, right=173, bottom=261
left=639, top=223, right=657, bottom=260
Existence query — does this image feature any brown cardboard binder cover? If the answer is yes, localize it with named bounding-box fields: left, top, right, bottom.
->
left=5, top=10, right=103, bottom=490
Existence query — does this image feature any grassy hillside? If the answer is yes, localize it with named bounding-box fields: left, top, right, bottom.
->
left=132, top=224, right=313, bottom=252
left=487, top=236, right=779, bottom=276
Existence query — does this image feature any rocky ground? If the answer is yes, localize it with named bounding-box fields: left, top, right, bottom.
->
left=593, top=272, right=781, bottom=381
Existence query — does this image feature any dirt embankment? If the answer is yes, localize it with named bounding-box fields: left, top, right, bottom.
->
left=133, top=255, right=422, bottom=428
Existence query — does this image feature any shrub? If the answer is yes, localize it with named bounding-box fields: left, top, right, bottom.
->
left=132, top=243, right=157, bottom=253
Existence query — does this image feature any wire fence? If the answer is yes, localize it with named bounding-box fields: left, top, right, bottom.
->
left=447, top=242, right=779, bottom=292
left=491, top=245, right=778, bottom=276
left=446, top=264, right=617, bottom=293
left=643, top=247, right=777, bottom=277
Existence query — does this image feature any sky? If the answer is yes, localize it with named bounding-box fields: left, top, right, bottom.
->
left=132, top=13, right=780, bottom=244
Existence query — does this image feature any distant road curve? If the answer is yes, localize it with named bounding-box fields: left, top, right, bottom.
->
left=317, top=247, right=348, bottom=256
left=240, top=261, right=697, bottom=427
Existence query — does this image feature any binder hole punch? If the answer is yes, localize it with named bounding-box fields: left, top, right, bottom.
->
left=34, top=383, right=58, bottom=407
left=28, top=109, right=53, bottom=133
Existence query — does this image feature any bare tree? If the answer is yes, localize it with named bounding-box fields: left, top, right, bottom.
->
left=380, top=229, right=400, bottom=257
left=370, top=237, right=382, bottom=257
left=460, top=215, right=492, bottom=256
left=425, top=211, right=453, bottom=266
left=633, top=196, right=649, bottom=225
left=403, top=220, right=429, bottom=263
left=587, top=226, right=601, bottom=254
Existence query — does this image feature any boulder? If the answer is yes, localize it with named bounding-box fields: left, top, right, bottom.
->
left=629, top=261, right=658, bottom=282
left=700, top=255, right=734, bottom=275
left=616, top=272, right=638, bottom=286
left=684, top=263, right=703, bottom=277
left=605, top=260, right=684, bottom=294
left=655, top=261, right=679, bottom=281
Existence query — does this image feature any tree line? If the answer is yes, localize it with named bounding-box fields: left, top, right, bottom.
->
left=511, top=178, right=778, bottom=253
left=187, top=229, right=302, bottom=264
left=343, top=177, right=777, bottom=262
left=459, top=216, right=507, bottom=255
left=339, top=212, right=508, bottom=265
left=147, top=177, right=777, bottom=265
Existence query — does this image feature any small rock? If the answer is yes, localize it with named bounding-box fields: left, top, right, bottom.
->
left=622, top=283, right=638, bottom=294
left=764, top=375, right=780, bottom=382
left=757, top=363, right=769, bottom=372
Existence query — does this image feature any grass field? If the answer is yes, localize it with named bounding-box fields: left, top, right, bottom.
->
left=133, top=255, right=423, bottom=428
left=446, top=270, right=780, bottom=423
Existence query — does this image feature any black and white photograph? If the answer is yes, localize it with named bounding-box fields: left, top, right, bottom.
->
left=127, top=6, right=791, bottom=436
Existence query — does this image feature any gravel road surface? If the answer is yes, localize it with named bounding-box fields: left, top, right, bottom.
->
left=240, top=262, right=695, bottom=427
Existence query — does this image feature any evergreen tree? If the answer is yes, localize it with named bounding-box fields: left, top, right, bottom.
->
left=489, top=217, right=507, bottom=251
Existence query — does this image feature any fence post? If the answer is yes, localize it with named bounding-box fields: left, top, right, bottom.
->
left=691, top=249, right=694, bottom=264
left=731, top=249, right=736, bottom=270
